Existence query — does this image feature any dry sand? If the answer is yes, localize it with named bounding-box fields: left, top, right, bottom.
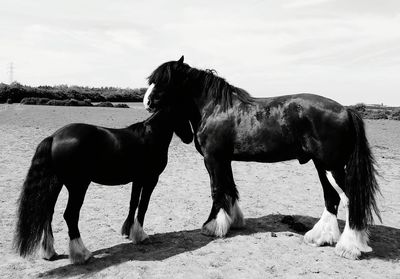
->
left=0, top=103, right=399, bottom=278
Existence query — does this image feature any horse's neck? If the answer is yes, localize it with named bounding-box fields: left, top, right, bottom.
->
left=145, top=111, right=174, bottom=137
left=188, top=69, right=235, bottom=109
left=190, top=89, right=223, bottom=120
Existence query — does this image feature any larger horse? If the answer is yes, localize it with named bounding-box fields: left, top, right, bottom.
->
left=143, top=56, right=381, bottom=260
left=14, top=108, right=192, bottom=264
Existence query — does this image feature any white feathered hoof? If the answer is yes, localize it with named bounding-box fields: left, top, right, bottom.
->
left=304, top=209, right=340, bottom=246
left=41, top=234, right=58, bottom=260
left=334, top=227, right=372, bottom=260
left=69, top=237, right=92, bottom=264
left=201, top=209, right=232, bottom=237
left=230, top=201, right=246, bottom=229
left=129, top=217, right=149, bottom=244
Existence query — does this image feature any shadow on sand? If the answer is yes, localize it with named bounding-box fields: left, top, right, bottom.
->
left=40, top=214, right=400, bottom=278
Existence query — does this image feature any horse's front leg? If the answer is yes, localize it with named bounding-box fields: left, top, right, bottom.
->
left=129, top=177, right=158, bottom=244
left=121, top=182, right=142, bottom=238
left=201, top=155, right=245, bottom=237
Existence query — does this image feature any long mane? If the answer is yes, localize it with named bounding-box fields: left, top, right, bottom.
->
left=148, top=61, right=255, bottom=110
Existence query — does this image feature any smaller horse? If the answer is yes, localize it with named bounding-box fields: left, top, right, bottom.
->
left=14, top=108, right=193, bottom=264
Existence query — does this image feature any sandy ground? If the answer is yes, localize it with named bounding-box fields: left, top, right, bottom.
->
left=0, top=103, right=399, bottom=279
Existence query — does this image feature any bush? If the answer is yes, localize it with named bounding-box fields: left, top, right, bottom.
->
left=82, top=99, right=93, bottom=106
left=66, top=99, right=79, bottom=106
left=21, top=97, right=50, bottom=105
left=94, top=101, right=114, bottom=107
left=114, top=103, right=129, bottom=108
left=391, top=109, right=400, bottom=120
left=38, top=98, right=51, bottom=105
left=367, top=110, right=388, bottom=120
left=46, top=99, right=67, bottom=106
left=354, top=103, right=366, bottom=113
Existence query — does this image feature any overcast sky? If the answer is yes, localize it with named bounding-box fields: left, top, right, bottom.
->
left=1, top=0, right=400, bottom=105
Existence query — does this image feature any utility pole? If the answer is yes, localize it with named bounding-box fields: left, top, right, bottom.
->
left=8, top=62, right=14, bottom=84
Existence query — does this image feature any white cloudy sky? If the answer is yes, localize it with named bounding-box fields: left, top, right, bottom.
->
left=1, top=0, right=400, bottom=105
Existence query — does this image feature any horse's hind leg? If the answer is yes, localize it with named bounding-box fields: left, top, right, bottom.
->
left=121, top=183, right=142, bottom=237
left=331, top=168, right=372, bottom=259
left=129, top=177, right=158, bottom=244
left=304, top=164, right=341, bottom=246
left=64, top=182, right=91, bottom=264
left=41, top=181, right=63, bottom=260
left=41, top=221, right=57, bottom=260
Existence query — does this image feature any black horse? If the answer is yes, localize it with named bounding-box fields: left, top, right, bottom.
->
left=14, top=108, right=192, bottom=264
left=143, top=56, right=381, bottom=260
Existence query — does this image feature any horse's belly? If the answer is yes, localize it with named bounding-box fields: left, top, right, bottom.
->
left=232, top=149, right=298, bottom=163
left=91, top=173, right=132, bottom=186
left=232, top=137, right=302, bottom=163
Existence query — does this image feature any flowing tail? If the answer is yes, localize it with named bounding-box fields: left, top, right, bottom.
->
left=14, top=136, right=62, bottom=257
left=346, top=109, right=381, bottom=230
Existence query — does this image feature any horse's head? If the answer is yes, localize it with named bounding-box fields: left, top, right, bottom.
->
left=171, top=109, right=193, bottom=144
left=144, top=56, right=189, bottom=112
left=150, top=107, right=193, bottom=144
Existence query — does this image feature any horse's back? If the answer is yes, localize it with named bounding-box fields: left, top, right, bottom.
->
left=256, top=93, right=344, bottom=112
left=50, top=122, right=169, bottom=185
left=50, top=123, right=136, bottom=184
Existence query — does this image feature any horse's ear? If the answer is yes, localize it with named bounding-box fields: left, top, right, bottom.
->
left=178, top=55, right=184, bottom=64
left=174, top=117, right=193, bottom=144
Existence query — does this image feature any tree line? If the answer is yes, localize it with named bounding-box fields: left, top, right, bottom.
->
left=348, top=103, right=400, bottom=120
left=0, top=82, right=146, bottom=103
left=1, top=82, right=399, bottom=119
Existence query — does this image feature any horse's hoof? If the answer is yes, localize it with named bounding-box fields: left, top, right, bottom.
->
left=303, top=209, right=340, bottom=247
left=304, top=227, right=340, bottom=247
left=69, top=248, right=92, bottom=264
left=201, top=223, right=217, bottom=237
left=334, top=226, right=371, bottom=260
left=69, top=237, right=92, bottom=264
left=201, top=209, right=231, bottom=237
left=131, top=233, right=149, bottom=244
left=129, top=218, right=149, bottom=244
left=69, top=252, right=92, bottom=264
left=41, top=245, right=58, bottom=261
left=42, top=252, right=59, bottom=261
left=335, top=244, right=361, bottom=260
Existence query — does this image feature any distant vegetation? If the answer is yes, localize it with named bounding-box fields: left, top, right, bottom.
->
left=348, top=103, right=400, bottom=120
left=0, top=82, right=146, bottom=104
left=19, top=97, right=130, bottom=108
left=1, top=83, right=399, bottom=118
